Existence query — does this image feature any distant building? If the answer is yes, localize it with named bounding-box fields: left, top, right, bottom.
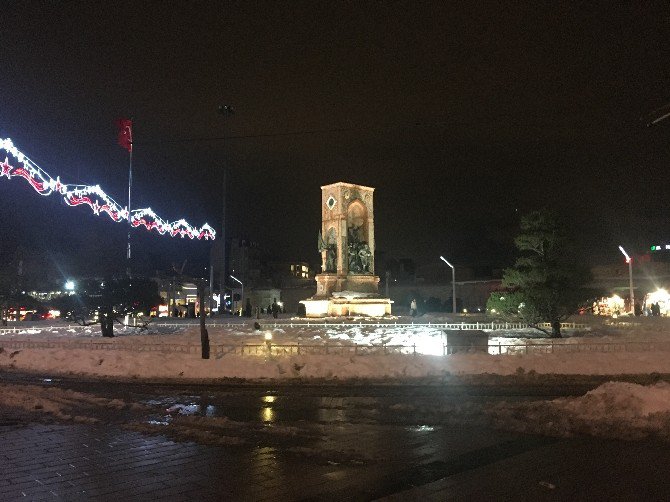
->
left=376, top=252, right=416, bottom=283
left=229, top=238, right=265, bottom=288
left=270, top=261, right=314, bottom=288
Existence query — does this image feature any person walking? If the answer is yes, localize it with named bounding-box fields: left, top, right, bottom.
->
left=410, top=298, right=417, bottom=317
left=271, top=298, right=280, bottom=319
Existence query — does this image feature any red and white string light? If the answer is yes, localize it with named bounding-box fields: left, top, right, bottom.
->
left=0, top=138, right=216, bottom=240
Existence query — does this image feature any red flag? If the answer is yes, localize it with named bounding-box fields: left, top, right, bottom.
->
left=116, top=118, right=133, bottom=152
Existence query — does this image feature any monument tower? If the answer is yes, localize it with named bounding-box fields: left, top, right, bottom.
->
left=302, top=182, right=393, bottom=317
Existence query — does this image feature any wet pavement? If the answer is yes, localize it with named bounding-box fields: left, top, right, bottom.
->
left=2, top=376, right=670, bottom=500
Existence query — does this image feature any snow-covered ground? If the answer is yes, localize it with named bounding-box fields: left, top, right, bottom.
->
left=3, top=315, right=670, bottom=443
left=1, top=314, right=670, bottom=380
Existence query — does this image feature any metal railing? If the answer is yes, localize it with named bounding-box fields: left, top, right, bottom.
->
left=0, top=320, right=588, bottom=334
left=260, top=321, right=588, bottom=330
left=0, top=325, right=83, bottom=335
left=2, top=339, right=670, bottom=356
left=449, top=341, right=670, bottom=355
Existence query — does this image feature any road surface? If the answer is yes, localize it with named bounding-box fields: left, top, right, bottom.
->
left=1, top=373, right=668, bottom=501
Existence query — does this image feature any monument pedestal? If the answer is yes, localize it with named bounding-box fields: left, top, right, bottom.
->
left=315, top=274, right=380, bottom=297
left=303, top=273, right=393, bottom=318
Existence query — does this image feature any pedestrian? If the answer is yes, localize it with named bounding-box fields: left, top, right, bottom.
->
left=244, top=298, right=252, bottom=318
left=271, top=298, right=280, bottom=319
left=410, top=298, right=417, bottom=317
left=653, top=302, right=661, bottom=316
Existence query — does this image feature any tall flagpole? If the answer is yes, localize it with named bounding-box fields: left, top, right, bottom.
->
left=126, top=123, right=133, bottom=278
left=126, top=147, right=132, bottom=273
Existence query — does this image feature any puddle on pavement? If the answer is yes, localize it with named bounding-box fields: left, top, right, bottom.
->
left=140, top=392, right=383, bottom=425
left=138, top=391, right=508, bottom=428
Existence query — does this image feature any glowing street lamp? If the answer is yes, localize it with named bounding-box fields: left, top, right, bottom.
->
left=64, top=280, right=75, bottom=292
left=618, top=246, right=634, bottom=314
left=229, top=274, right=243, bottom=314
left=439, top=256, right=457, bottom=314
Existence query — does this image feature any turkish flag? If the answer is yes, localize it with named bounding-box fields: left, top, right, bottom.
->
left=116, top=118, right=133, bottom=152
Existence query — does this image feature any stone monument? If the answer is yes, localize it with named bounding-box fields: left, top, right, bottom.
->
left=301, top=182, right=393, bottom=317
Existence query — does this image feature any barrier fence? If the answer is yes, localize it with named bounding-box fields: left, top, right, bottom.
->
left=2, top=339, right=670, bottom=356
left=260, top=321, right=588, bottom=330
left=0, top=320, right=589, bottom=339
left=0, top=321, right=586, bottom=331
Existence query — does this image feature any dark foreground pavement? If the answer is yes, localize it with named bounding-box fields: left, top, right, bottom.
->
left=2, top=378, right=670, bottom=501
left=4, top=422, right=670, bottom=501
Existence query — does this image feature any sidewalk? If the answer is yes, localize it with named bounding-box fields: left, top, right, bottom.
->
left=4, top=415, right=670, bottom=501
left=0, top=420, right=525, bottom=501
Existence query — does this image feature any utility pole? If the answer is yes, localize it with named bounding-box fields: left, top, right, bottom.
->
left=209, top=264, right=214, bottom=316
left=218, top=105, right=234, bottom=312
left=220, top=166, right=227, bottom=307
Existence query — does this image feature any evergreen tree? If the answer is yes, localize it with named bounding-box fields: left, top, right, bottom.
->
left=487, top=210, right=593, bottom=337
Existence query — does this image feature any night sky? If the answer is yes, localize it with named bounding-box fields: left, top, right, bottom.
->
left=2, top=1, right=670, bottom=279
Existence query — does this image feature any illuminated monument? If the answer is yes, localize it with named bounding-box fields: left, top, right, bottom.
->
left=301, top=182, right=393, bottom=317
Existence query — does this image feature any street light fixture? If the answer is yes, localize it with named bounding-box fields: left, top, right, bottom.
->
left=618, top=246, right=635, bottom=314
left=439, top=256, right=457, bottom=314
left=229, top=274, right=243, bottom=315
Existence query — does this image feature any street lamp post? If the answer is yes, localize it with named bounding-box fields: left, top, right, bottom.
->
left=440, top=256, right=457, bottom=314
left=618, top=246, right=634, bottom=314
left=230, top=274, right=243, bottom=315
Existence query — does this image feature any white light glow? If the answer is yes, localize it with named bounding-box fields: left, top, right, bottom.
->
left=647, top=289, right=670, bottom=306
left=439, top=255, right=454, bottom=269
left=618, top=246, right=631, bottom=263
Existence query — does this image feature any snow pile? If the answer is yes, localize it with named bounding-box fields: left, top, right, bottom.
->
left=561, top=381, right=670, bottom=418
left=0, top=383, right=145, bottom=423
left=489, top=381, right=670, bottom=440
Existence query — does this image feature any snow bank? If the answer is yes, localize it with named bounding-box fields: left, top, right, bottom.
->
left=5, top=344, right=670, bottom=381
left=488, top=381, right=670, bottom=440
left=0, top=383, right=144, bottom=423
left=2, top=316, right=670, bottom=381
left=561, top=381, right=670, bottom=418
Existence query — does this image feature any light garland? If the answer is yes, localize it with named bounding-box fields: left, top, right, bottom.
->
left=0, top=138, right=216, bottom=240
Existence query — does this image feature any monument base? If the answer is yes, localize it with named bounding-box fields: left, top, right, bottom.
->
left=315, top=273, right=380, bottom=297
left=301, top=292, right=393, bottom=318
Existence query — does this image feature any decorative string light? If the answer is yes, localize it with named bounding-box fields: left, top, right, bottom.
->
left=0, top=138, right=216, bottom=240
